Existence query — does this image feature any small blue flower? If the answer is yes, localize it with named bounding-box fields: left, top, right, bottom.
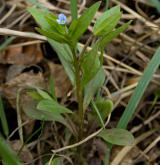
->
left=57, top=13, right=67, bottom=25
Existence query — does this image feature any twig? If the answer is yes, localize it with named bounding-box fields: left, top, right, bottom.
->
left=52, top=115, right=111, bottom=153
left=8, top=40, right=44, bottom=48
left=7, top=120, right=30, bottom=140
left=0, top=4, right=16, bottom=25
left=0, top=28, right=47, bottom=40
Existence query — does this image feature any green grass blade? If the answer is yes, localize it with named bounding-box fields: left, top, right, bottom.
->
left=148, top=0, right=160, bottom=12
left=117, top=47, right=160, bottom=129
left=70, top=0, right=78, bottom=20
left=0, top=36, right=15, bottom=52
left=0, top=136, right=22, bottom=165
left=104, top=0, right=109, bottom=10
left=0, top=96, right=9, bottom=137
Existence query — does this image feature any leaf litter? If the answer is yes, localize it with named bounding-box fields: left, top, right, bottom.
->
left=0, top=0, right=160, bottom=164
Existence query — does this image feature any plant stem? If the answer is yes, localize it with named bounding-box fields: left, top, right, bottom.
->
left=71, top=47, right=84, bottom=140
left=75, top=61, right=84, bottom=140
left=71, top=36, right=94, bottom=140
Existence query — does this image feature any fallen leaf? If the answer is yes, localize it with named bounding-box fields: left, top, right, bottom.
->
left=0, top=44, right=43, bottom=65
left=2, top=72, right=45, bottom=108
left=48, top=62, right=72, bottom=98
left=9, top=140, right=33, bottom=164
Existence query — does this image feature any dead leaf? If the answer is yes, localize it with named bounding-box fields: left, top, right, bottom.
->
left=0, top=64, right=8, bottom=84
left=48, top=62, right=72, bottom=98
left=9, top=140, right=33, bottom=164
left=0, top=44, right=43, bottom=65
left=2, top=72, right=45, bottom=108
left=6, top=64, right=26, bottom=82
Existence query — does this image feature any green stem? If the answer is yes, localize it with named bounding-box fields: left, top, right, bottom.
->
left=71, top=47, right=84, bottom=140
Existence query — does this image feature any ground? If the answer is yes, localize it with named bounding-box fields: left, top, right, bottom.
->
left=0, top=0, right=160, bottom=164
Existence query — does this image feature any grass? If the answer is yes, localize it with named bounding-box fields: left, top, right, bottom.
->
left=117, top=47, right=160, bottom=129
left=0, top=136, right=22, bottom=165
left=0, top=96, right=9, bottom=137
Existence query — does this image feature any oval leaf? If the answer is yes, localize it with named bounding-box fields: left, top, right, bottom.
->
left=83, top=68, right=105, bottom=109
left=81, top=46, right=101, bottom=86
left=97, top=128, right=134, bottom=146
left=93, top=6, right=121, bottom=36
left=95, top=99, right=113, bottom=120
left=37, top=99, right=72, bottom=114
left=93, top=6, right=120, bottom=32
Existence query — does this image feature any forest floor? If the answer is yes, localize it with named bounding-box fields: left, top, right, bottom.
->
left=0, top=0, right=160, bottom=164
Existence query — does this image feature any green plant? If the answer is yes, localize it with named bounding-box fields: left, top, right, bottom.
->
left=0, top=136, right=22, bottom=165
left=0, top=96, right=9, bottom=137
left=25, top=3, right=135, bottom=164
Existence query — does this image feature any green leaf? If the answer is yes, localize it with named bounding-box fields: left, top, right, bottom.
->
left=0, top=36, right=16, bottom=52
left=91, top=100, right=105, bottom=128
left=36, top=28, right=69, bottom=43
left=149, top=0, right=160, bottom=12
left=45, top=15, right=66, bottom=35
left=83, top=68, right=105, bottom=109
left=0, top=97, right=9, bottom=137
left=27, top=91, right=43, bottom=100
left=37, top=99, right=72, bottom=114
left=98, top=21, right=131, bottom=49
left=0, top=136, right=22, bottom=165
left=93, top=6, right=121, bottom=36
left=95, top=99, right=113, bottom=120
left=91, top=99, right=113, bottom=128
left=94, top=12, right=122, bottom=36
left=117, top=47, right=160, bottom=129
left=36, top=88, right=53, bottom=101
left=28, top=7, right=75, bottom=84
left=27, top=0, right=48, bottom=10
left=81, top=46, right=101, bottom=86
left=97, top=128, right=134, bottom=146
left=48, top=39, right=75, bottom=85
left=94, top=6, right=120, bottom=30
left=23, top=100, right=68, bottom=125
left=28, top=7, right=51, bottom=31
left=70, top=0, right=78, bottom=20
left=29, top=7, right=69, bottom=43
left=69, top=2, right=100, bottom=42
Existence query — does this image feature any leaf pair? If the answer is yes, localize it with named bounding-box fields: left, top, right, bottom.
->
left=69, top=2, right=100, bottom=45
left=26, top=88, right=72, bottom=126
left=29, top=2, right=101, bottom=45
left=28, top=7, right=69, bottom=44
left=92, top=5, right=131, bottom=49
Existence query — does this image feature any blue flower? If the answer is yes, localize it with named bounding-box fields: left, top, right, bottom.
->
left=57, top=13, right=67, bottom=25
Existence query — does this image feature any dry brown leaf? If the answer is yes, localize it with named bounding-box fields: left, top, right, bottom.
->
left=6, top=64, right=26, bottom=81
left=0, top=44, right=43, bottom=65
left=0, top=64, right=8, bottom=84
left=48, top=62, right=72, bottom=98
left=9, top=140, right=33, bottom=164
left=2, top=72, right=45, bottom=108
